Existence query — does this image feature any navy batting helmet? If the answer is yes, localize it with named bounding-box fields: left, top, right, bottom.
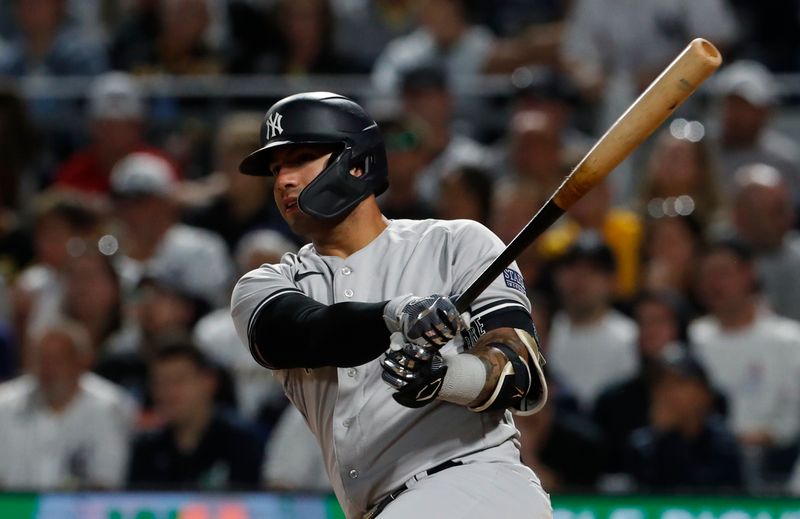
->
left=239, top=92, right=388, bottom=220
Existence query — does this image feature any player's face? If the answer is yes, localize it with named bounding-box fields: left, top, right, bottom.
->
left=270, top=144, right=338, bottom=233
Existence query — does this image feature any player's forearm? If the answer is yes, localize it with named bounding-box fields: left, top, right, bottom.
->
left=439, top=327, right=547, bottom=414
left=252, top=292, right=390, bottom=369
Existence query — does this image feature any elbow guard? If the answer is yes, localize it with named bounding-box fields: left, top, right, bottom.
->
left=467, top=328, right=548, bottom=415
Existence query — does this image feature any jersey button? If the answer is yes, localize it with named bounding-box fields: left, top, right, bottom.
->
left=349, top=469, right=359, bottom=479
left=344, top=289, right=354, bottom=298
left=343, top=417, right=354, bottom=428
left=346, top=368, right=357, bottom=378
left=342, top=267, right=352, bottom=275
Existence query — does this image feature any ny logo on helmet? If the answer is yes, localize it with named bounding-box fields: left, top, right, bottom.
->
left=266, top=112, right=283, bottom=139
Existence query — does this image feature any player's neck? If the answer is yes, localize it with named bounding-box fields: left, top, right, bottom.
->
left=311, top=199, right=388, bottom=258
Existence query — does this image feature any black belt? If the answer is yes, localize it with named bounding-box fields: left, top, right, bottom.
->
left=364, top=459, right=464, bottom=519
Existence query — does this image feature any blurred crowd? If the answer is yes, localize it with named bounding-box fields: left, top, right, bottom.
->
left=1, top=0, right=800, bottom=498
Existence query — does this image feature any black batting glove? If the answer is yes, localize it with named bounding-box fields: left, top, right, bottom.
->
left=380, top=344, right=448, bottom=408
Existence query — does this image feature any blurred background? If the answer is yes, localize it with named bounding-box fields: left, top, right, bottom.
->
left=0, top=0, right=800, bottom=517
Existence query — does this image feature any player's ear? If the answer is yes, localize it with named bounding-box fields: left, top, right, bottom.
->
left=349, top=167, right=364, bottom=178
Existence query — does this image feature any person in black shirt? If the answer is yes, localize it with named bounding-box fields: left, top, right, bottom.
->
left=128, top=341, right=263, bottom=489
left=624, top=346, right=742, bottom=491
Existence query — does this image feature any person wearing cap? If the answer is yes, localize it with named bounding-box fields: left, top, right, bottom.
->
left=547, top=230, right=638, bottom=411
left=109, top=152, right=232, bottom=309
left=623, top=345, right=742, bottom=491
left=690, top=239, right=800, bottom=451
left=55, top=72, right=178, bottom=196
left=732, top=163, right=800, bottom=322
left=714, top=60, right=800, bottom=200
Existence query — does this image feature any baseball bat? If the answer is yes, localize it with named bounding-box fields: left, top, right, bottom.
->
left=454, top=38, right=722, bottom=313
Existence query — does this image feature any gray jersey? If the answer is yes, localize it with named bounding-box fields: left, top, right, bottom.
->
left=231, top=218, right=533, bottom=517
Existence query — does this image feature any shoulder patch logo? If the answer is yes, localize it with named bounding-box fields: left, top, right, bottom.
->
left=502, top=268, right=526, bottom=295
left=266, top=112, right=283, bottom=139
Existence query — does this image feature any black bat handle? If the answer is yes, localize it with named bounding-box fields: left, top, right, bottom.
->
left=454, top=199, right=565, bottom=314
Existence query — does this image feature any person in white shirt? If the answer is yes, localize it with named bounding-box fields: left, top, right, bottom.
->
left=689, top=239, right=800, bottom=448
left=548, top=231, right=638, bottom=411
left=0, top=320, right=134, bottom=489
left=109, top=152, right=233, bottom=309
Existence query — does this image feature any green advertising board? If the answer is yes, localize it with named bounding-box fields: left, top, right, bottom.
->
left=0, top=493, right=797, bottom=519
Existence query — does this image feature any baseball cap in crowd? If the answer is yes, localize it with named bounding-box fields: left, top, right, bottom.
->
left=656, top=343, right=710, bottom=388
left=401, top=63, right=449, bottom=93
left=110, top=152, right=176, bottom=198
left=714, top=60, right=778, bottom=107
left=556, top=230, right=616, bottom=273
left=88, top=71, right=144, bottom=120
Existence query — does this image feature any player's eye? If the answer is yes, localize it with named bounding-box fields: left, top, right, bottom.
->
left=269, top=163, right=282, bottom=175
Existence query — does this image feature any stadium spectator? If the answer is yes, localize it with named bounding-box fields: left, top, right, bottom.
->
left=32, top=250, right=124, bottom=358
left=111, top=0, right=225, bottom=75
left=690, top=239, right=800, bottom=448
left=713, top=61, right=800, bottom=201
left=184, top=112, right=294, bottom=252
left=504, top=109, right=565, bottom=194
left=0, top=320, right=134, bottom=489
left=55, top=72, right=178, bottom=196
left=639, top=214, right=705, bottom=303
left=128, top=341, right=263, bottom=489
left=94, top=262, right=219, bottom=410
left=109, top=152, right=232, bottom=307
left=330, top=0, right=419, bottom=72
left=539, top=179, right=642, bottom=300
left=547, top=231, right=638, bottom=411
left=193, top=230, right=296, bottom=425
left=262, top=405, right=330, bottom=492
left=436, top=165, right=493, bottom=225
left=398, top=63, right=491, bottom=205
left=373, top=0, right=560, bottom=95
left=624, top=346, right=743, bottom=491
left=638, top=130, right=727, bottom=230
left=254, top=0, right=350, bottom=75
left=489, top=179, right=548, bottom=293
left=0, top=0, right=108, bottom=76
left=593, top=291, right=692, bottom=473
left=377, top=114, right=435, bottom=220
left=10, top=191, right=104, bottom=343
left=732, top=164, right=800, bottom=321
left=560, top=0, right=737, bottom=200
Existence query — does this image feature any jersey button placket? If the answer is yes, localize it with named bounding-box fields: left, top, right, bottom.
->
left=349, top=469, right=359, bottom=479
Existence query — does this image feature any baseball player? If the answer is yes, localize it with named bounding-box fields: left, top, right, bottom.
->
left=231, top=92, right=551, bottom=518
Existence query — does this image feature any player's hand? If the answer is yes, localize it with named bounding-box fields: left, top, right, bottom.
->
left=380, top=344, right=447, bottom=408
left=383, top=294, right=463, bottom=352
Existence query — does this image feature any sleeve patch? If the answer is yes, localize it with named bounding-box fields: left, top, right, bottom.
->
left=502, top=268, right=526, bottom=294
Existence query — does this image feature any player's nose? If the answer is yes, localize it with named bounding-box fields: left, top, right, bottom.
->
left=274, top=167, right=301, bottom=192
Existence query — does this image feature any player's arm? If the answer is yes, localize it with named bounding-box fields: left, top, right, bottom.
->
left=250, top=293, right=392, bottom=369
left=233, top=264, right=462, bottom=370
left=439, top=313, right=547, bottom=415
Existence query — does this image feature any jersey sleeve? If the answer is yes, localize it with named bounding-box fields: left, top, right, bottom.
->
left=449, top=220, right=536, bottom=345
left=230, top=260, right=303, bottom=368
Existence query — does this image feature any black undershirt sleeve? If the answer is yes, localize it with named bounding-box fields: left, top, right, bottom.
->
left=251, top=292, right=391, bottom=369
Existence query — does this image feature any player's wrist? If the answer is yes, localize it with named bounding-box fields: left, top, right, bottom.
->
left=438, top=353, right=487, bottom=407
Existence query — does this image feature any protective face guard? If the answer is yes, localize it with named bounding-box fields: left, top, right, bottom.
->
left=298, top=145, right=386, bottom=220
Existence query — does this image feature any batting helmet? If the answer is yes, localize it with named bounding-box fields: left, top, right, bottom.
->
left=239, top=92, right=388, bottom=220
